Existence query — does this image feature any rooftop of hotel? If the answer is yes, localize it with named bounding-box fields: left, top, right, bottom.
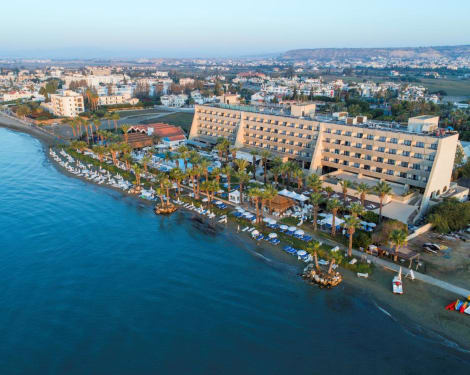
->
left=199, top=103, right=456, bottom=138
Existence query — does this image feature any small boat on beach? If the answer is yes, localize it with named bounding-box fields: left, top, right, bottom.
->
left=392, top=267, right=403, bottom=294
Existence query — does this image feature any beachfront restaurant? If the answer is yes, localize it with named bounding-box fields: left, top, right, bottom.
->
left=270, top=195, right=295, bottom=214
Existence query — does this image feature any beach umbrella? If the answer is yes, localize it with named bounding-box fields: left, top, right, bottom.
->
left=251, top=230, right=259, bottom=236
left=280, top=225, right=288, bottom=230
left=297, top=250, right=307, bottom=256
left=202, top=197, right=209, bottom=202
left=318, top=213, right=327, bottom=217
left=263, top=217, right=271, bottom=223
left=368, top=222, right=377, bottom=227
left=294, top=229, right=304, bottom=235
left=268, top=233, right=278, bottom=239
left=288, top=226, right=297, bottom=232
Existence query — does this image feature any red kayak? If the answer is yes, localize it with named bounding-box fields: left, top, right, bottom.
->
left=460, top=302, right=468, bottom=313
left=445, top=301, right=457, bottom=310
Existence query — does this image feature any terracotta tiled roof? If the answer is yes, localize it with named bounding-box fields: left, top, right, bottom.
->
left=128, top=123, right=186, bottom=140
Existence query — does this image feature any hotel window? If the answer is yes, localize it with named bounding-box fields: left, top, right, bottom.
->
left=354, top=163, right=360, bottom=168
left=390, top=138, right=398, bottom=144
left=323, top=157, right=329, bottom=161
left=400, top=172, right=407, bottom=178
left=344, top=151, right=350, bottom=156
left=334, top=158, right=340, bottom=164
left=334, top=149, right=340, bottom=154
left=379, top=136, right=386, bottom=142
left=403, top=151, right=410, bottom=157
left=404, top=140, right=412, bottom=146
left=356, top=133, right=363, bottom=138
left=387, top=170, right=394, bottom=175
left=365, top=155, right=372, bottom=161
left=355, top=143, right=362, bottom=148
left=430, top=143, right=438, bottom=150
left=345, top=131, right=352, bottom=136
left=413, top=164, right=420, bottom=170
left=335, top=140, right=341, bottom=145
left=376, top=167, right=383, bottom=173
left=416, top=142, right=424, bottom=148
left=355, top=153, right=361, bottom=158
left=378, top=147, right=385, bottom=152
left=427, top=154, right=435, bottom=161
left=364, top=165, right=371, bottom=170
left=366, top=134, right=374, bottom=140
left=426, top=166, right=432, bottom=172
left=366, top=145, right=372, bottom=150
left=401, top=161, right=409, bottom=167
left=389, top=149, right=397, bottom=155
left=336, top=130, right=341, bottom=135
left=326, top=128, right=331, bottom=133
left=377, top=157, right=384, bottom=163
left=388, top=160, right=395, bottom=165
left=415, top=153, right=423, bottom=159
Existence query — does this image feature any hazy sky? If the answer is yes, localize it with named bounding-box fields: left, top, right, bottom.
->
left=1, top=0, right=469, bottom=58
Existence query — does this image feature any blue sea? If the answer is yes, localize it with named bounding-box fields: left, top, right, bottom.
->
left=0, top=127, right=468, bottom=374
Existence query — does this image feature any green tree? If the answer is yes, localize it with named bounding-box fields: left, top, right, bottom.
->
left=374, top=181, right=392, bottom=222
left=327, top=199, right=342, bottom=236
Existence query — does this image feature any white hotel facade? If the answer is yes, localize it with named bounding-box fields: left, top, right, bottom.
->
left=189, top=103, right=460, bottom=219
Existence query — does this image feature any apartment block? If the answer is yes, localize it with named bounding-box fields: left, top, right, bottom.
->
left=49, top=90, right=84, bottom=117
left=189, top=104, right=459, bottom=213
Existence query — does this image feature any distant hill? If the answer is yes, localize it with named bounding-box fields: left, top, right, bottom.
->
left=281, top=45, right=470, bottom=61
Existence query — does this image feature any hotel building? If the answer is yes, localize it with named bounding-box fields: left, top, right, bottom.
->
left=189, top=103, right=459, bottom=215
left=49, top=90, right=84, bottom=117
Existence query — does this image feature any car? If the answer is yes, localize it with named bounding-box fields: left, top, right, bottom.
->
left=423, top=242, right=440, bottom=251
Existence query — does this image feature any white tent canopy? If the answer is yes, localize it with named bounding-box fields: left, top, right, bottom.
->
left=278, top=189, right=309, bottom=202
left=229, top=190, right=241, bottom=204
left=319, top=214, right=345, bottom=227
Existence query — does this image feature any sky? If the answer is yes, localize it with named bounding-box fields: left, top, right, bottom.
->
left=1, top=0, right=469, bottom=59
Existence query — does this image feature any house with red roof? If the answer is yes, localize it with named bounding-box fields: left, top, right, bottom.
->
left=127, top=123, right=187, bottom=148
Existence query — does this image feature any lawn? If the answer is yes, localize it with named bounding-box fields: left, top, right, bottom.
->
left=142, top=112, right=195, bottom=134
left=419, top=78, right=470, bottom=98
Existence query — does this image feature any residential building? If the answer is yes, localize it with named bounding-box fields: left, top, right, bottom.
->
left=189, top=103, right=459, bottom=217
left=49, top=90, right=84, bottom=117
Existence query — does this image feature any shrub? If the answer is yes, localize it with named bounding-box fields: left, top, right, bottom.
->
left=427, top=198, right=470, bottom=233
left=353, top=231, right=371, bottom=250
left=362, top=211, right=379, bottom=224
left=372, top=219, right=407, bottom=245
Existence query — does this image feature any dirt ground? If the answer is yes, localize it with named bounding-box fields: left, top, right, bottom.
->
left=408, top=232, right=470, bottom=290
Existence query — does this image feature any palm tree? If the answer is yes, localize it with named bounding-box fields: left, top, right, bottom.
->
left=343, top=216, right=361, bottom=257
left=92, top=145, right=107, bottom=163
left=339, top=180, right=352, bottom=202
left=81, top=117, right=90, bottom=144
left=237, top=171, right=250, bottom=204
left=201, top=180, right=212, bottom=208
left=307, top=174, right=322, bottom=192
left=229, top=146, right=239, bottom=160
left=193, top=164, right=204, bottom=199
left=104, top=112, right=112, bottom=131
left=121, top=124, right=131, bottom=143
left=248, top=187, right=263, bottom=223
left=310, top=192, right=324, bottom=231
left=349, top=202, right=364, bottom=218
left=155, top=186, right=166, bottom=208
left=188, top=167, right=198, bottom=198
left=249, top=150, right=258, bottom=179
left=93, top=117, right=101, bottom=143
left=272, top=165, right=282, bottom=186
left=389, top=229, right=407, bottom=262
left=211, top=167, right=222, bottom=184
left=161, top=177, right=173, bottom=207
left=292, top=168, right=305, bottom=190
left=133, top=164, right=142, bottom=186
left=177, top=145, right=189, bottom=171
left=109, top=143, right=120, bottom=166
left=325, top=186, right=334, bottom=199
left=71, top=140, right=87, bottom=152
left=327, top=199, right=342, bottom=236
left=356, top=182, right=371, bottom=206
left=200, top=159, right=210, bottom=181
left=260, top=150, right=271, bottom=184
left=122, top=153, right=133, bottom=170
left=374, top=181, right=392, bottom=222
left=170, top=167, right=185, bottom=198
left=234, top=158, right=249, bottom=173
left=263, top=185, right=278, bottom=213
left=112, top=113, right=120, bottom=132
left=140, top=154, right=152, bottom=174
left=222, top=165, right=233, bottom=192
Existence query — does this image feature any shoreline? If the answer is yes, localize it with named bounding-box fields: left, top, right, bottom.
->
left=3, top=123, right=470, bottom=355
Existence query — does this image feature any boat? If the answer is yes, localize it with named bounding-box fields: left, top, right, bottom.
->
left=392, top=267, right=403, bottom=294
left=357, top=272, right=369, bottom=278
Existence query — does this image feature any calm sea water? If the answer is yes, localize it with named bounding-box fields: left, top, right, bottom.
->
left=0, top=127, right=468, bottom=374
